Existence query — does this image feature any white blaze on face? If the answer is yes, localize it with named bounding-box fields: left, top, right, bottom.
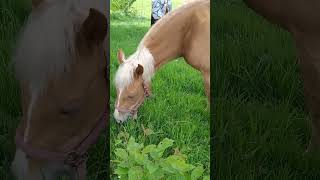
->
left=24, top=89, right=38, bottom=142
left=116, top=88, right=122, bottom=107
left=114, top=88, right=130, bottom=123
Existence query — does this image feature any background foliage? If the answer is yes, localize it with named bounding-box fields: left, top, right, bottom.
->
left=111, top=0, right=138, bottom=16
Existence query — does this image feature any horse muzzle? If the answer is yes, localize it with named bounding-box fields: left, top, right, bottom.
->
left=113, top=108, right=132, bottom=123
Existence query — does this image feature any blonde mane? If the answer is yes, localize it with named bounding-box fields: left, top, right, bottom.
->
left=115, top=46, right=155, bottom=89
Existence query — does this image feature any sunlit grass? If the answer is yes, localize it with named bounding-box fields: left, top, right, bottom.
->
left=0, top=0, right=29, bottom=179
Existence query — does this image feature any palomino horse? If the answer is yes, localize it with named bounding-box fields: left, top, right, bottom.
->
left=243, top=0, right=320, bottom=152
left=11, top=0, right=108, bottom=179
left=113, top=0, right=210, bottom=122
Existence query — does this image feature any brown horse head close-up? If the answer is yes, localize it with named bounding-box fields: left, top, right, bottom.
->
left=11, top=0, right=108, bottom=179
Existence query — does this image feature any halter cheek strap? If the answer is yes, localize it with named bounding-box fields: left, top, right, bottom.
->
left=115, top=81, right=151, bottom=115
left=116, top=96, right=144, bottom=115
left=143, top=82, right=151, bottom=97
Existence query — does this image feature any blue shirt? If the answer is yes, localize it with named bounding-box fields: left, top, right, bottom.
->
left=152, top=0, right=172, bottom=20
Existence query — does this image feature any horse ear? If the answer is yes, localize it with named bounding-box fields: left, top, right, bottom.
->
left=117, top=49, right=125, bottom=64
left=79, top=8, right=108, bottom=47
left=32, top=0, right=44, bottom=8
left=134, top=64, right=144, bottom=78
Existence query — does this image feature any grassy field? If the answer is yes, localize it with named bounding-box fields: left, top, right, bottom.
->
left=213, top=1, right=320, bottom=179
left=0, top=0, right=108, bottom=179
left=110, top=0, right=210, bottom=178
left=0, top=1, right=30, bottom=179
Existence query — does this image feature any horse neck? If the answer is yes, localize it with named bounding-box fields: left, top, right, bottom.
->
left=141, top=7, right=193, bottom=70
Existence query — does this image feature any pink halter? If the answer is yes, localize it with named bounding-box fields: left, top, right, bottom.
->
left=15, top=110, right=107, bottom=179
left=115, top=82, right=151, bottom=115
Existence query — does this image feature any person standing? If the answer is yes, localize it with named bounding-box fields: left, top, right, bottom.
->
left=151, top=0, right=172, bottom=26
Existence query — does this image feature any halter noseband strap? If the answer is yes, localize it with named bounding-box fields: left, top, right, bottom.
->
left=15, top=110, right=107, bottom=178
left=115, top=81, right=151, bottom=115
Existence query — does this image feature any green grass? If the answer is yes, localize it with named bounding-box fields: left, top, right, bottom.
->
left=213, top=1, right=320, bottom=179
left=0, top=1, right=29, bottom=179
left=0, top=0, right=108, bottom=179
left=110, top=0, right=210, bottom=178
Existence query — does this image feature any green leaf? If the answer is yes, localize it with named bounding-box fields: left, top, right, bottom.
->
left=202, top=176, right=210, bottom=180
left=127, top=137, right=144, bottom=153
left=118, top=161, right=130, bottom=168
left=132, top=151, right=147, bottom=165
left=147, top=138, right=174, bottom=160
left=150, top=149, right=163, bottom=160
left=142, top=144, right=157, bottom=154
left=115, top=148, right=128, bottom=160
left=147, top=168, right=165, bottom=180
left=114, top=139, right=122, bottom=146
left=128, top=166, right=144, bottom=180
left=114, top=167, right=129, bottom=175
left=171, top=174, right=188, bottom=180
left=159, top=159, right=177, bottom=174
left=191, top=165, right=204, bottom=180
left=119, top=175, right=128, bottom=180
left=157, top=138, right=174, bottom=152
left=145, top=161, right=158, bottom=174
left=165, top=155, right=195, bottom=173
